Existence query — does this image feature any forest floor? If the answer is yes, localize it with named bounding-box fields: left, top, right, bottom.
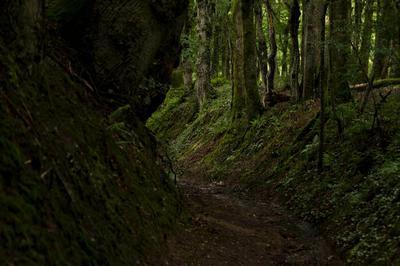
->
left=158, top=169, right=344, bottom=266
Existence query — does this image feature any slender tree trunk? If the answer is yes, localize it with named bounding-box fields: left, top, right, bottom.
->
left=289, top=0, right=301, bottom=100
left=353, top=0, right=363, bottom=51
left=329, top=0, right=352, bottom=103
left=221, top=24, right=233, bottom=79
left=318, top=3, right=328, bottom=173
left=300, top=0, right=306, bottom=93
left=211, top=24, right=221, bottom=78
left=226, top=29, right=233, bottom=80
left=390, top=3, right=400, bottom=77
left=264, top=0, right=277, bottom=102
left=372, top=0, right=397, bottom=79
left=255, top=0, right=268, bottom=93
left=358, top=0, right=374, bottom=80
left=195, top=0, right=213, bottom=109
left=232, top=0, right=247, bottom=120
left=232, top=0, right=262, bottom=121
left=281, top=26, right=289, bottom=83
left=221, top=33, right=227, bottom=77
left=302, top=0, right=324, bottom=98
left=181, top=20, right=193, bottom=94
left=372, top=0, right=386, bottom=79
left=243, top=0, right=262, bottom=116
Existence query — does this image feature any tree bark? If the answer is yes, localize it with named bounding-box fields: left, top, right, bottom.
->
left=264, top=0, right=277, bottom=102
left=329, top=0, right=352, bottom=103
left=211, top=19, right=220, bottom=78
left=302, top=0, right=324, bottom=98
left=390, top=2, right=400, bottom=77
left=281, top=26, right=289, bottom=83
left=243, top=0, right=262, bottom=117
left=318, top=2, right=328, bottom=172
left=221, top=21, right=233, bottom=80
left=372, top=0, right=397, bottom=79
left=255, top=0, right=269, bottom=93
left=181, top=18, right=194, bottom=94
left=353, top=0, right=363, bottom=51
left=232, top=0, right=247, bottom=120
left=195, top=0, right=213, bottom=109
left=288, top=0, right=301, bottom=100
left=232, top=0, right=262, bottom=121
left=358, top=0, right=374, bottom=81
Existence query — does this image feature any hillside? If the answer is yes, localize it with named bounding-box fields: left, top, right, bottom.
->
left=149, top=83, right=400, bottom=264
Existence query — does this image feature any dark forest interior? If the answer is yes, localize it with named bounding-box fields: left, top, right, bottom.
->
left=1, top=0, right=400, bottom=265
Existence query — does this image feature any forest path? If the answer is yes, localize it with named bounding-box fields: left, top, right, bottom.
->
left=159, top=173, right=344, bottom=266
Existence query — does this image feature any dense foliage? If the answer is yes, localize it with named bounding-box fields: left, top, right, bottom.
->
left=148, top=0, right=400, bottom=264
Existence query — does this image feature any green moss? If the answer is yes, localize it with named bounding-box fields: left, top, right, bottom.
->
left=0, top=50, right=180, bottom=264
left=171, top=70, right=184, bottom=88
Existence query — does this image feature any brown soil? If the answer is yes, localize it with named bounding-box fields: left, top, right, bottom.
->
left=157, top=174, right=344, bottom=266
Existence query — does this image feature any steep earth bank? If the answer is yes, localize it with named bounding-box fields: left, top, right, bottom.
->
left=0, top=0, right=187, bottom=264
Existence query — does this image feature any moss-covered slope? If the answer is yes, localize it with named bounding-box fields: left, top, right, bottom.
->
left=0, top=0, right=187, bottom=264
left=149, top=83, right=400, bottom=264
left=0, top=58, right=180, bottom=265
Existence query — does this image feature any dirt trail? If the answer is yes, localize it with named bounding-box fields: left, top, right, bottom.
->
left=159, top=176, right=343, bottom=266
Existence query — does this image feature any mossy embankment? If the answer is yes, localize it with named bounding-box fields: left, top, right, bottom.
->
left=149, top=81, right=400, bottom=264
left=0, top=0, right=187, bottom=264
left=0, top=57, right=180, bottom=264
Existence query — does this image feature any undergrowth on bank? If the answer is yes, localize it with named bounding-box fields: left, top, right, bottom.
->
left=148, top=83, right=400, bottom=264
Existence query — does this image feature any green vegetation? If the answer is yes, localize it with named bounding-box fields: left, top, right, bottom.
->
left=2, top=0, right=400, bottom=264
left=0, top=53, right=180, bottom=265
left=149, top=84, right=400, bottom=264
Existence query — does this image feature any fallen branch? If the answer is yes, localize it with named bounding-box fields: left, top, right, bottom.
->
left=351, top=78, right=400, bottom=92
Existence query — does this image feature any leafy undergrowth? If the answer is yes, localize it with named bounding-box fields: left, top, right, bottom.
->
left=0, top=51, right=180, bottom=264
left=149, top=83, right=400, bottom=264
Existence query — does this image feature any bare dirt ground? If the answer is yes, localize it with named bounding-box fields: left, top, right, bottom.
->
left=158, top=174, right=344, bottom=266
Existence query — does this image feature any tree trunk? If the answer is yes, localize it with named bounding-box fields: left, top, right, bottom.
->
left=243, top=0, right=262, bottom=117
left=232, top=0, right=262, bottom=121
left=390, top=2, right=400, bottom=77
left=329, top=0, right=352, bottom=103
left=181, top=18, right=193, bottom=94
left=226, top=34, right=233, bottom=80
left=302, top=0, right=324, bottom=98
left=281, top=26, right=289, bottom=84
left=353, top=0, right=363, bottom=51
left=318, top=2, right=328, bottom=172
left=195, top=0, right=213, bottom=109
left=255, top=0, right=269, bottom=93
left=264, top=0, right=277, bottom=102
left=211, top=24, right=220, bottom=78
left=358, top=0, right=374, bottom=80
left=221, top=24, right=233, bottom=80
left=288, top=0, right=301, bottom=100
left=372, top=0, right=397, bottom=79
left=221, top=32, right=227, bottom=77
left=232, top=0, right=247, bottom=120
